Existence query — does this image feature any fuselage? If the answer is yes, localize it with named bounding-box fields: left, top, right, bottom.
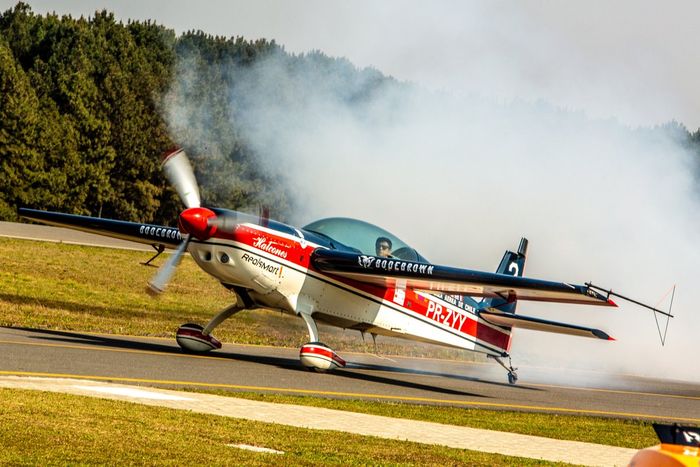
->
left=187, top=210, right=513, bottom=357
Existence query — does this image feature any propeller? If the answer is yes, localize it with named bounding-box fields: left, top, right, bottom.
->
left=147, top=148, right=272, bottom=295
left=147, top=148, right=206, bottom=295
left=147, top=234, right=192, bottom=295
left=205, top=204, right=270, bottom=233
left=161, top=148, right=201, bottom=209
left=259, top=205, right=270, bottom=227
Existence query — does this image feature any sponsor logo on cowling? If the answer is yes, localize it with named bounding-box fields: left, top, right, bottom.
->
left=253, top=236, right=289, bottom=259
left=242, top=253, right=280, bottom=275
left=139, top=225, right=182, bottom=241
left=358, top=255, right=434, bottom=275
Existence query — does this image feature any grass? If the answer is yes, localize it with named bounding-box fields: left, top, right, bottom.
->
left=0, top=236, right=477, bottom=358
left=199, top=391, right=658, bottom=449
left=0, top=388, right=563, bottom=466
left=0, top=236, right=659, bottom=459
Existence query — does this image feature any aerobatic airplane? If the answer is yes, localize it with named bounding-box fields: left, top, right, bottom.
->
left=18, top=148, right=674, bottom=384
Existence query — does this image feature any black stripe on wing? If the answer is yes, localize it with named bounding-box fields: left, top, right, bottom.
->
left=18, top=208, right=182, bottom=248
left=311, top=249, right=615, bottom=306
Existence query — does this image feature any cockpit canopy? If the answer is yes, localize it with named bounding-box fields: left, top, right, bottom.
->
left=303, top=217, right=428, bottom=263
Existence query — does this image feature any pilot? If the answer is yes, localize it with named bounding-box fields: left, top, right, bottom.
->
left=375, top=237, right=393, bottom=258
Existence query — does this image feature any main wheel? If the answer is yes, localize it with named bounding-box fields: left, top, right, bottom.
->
left=176, top=323, right=222, bottom=353
left=299, top=342, right=346, bottom=371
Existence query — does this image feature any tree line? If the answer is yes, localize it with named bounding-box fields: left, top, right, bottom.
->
left=1, top=3, right=699, bottom=224
left=0, top=3, right=302, bottom=223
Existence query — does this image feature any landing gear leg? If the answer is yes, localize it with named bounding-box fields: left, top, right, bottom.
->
left=176, top=291, right=249, bottom=353
left=298, top=312, right=346, bottom=372
left=489, top=354, right=518, bottom=385
left=141, top=244, right=165, bottom=267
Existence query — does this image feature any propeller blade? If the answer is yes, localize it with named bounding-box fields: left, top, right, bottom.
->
left=162, top=148, right=201, bottom=209
left=205, top=207, right=270, bottom=236
left=259, top=205, right=270, bottom=227
left=147, top=235, right=192, bottom=296
left=207, top=211, right=240, bottom=232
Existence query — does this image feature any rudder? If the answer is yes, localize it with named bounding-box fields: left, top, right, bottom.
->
left=481, top=238, right=528, bottom=314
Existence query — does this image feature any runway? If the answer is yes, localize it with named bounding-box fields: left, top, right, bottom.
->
left=3, top=221, right=699, bottom=422
left=2, top=326, right=698, bottom=423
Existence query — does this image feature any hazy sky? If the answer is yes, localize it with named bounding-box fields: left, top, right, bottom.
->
left=5, top=0, right=700, bottom=130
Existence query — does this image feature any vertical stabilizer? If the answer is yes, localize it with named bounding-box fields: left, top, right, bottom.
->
left=481, top=237, right=528, bottom=314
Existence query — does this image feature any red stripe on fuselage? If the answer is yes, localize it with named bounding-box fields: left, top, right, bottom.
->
left=229, top=224, right=314, bottom=268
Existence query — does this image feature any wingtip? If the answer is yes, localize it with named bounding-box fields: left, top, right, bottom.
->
left=593, top=329, right=614, bottom=340
left=607, top=297, right=618, bottom=307
left=607, top=336, right=616, bottom=341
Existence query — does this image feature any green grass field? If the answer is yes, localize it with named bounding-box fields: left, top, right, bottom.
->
left=1, top=388, right=562, bottom=466
left=0, top=236, right=656, bottom=463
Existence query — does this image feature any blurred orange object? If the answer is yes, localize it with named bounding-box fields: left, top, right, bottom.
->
left=628, top=424, right=700, bottom=467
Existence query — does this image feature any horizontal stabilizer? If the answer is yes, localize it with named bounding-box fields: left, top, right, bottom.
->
left=479, top=310, right=613, bottom=340
left=18, top=208, right=181, bottom=248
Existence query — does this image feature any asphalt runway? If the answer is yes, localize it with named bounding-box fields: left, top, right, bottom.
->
left=1, top=326, right=698, bottom=423
left=2, top=222, right=699, bottom=423
left=0, top=220, right=152, bottom=250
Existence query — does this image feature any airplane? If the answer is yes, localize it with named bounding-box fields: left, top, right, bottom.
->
left=18, top=148, right=674, bottom=384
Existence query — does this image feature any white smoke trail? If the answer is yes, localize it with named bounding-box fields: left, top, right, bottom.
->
left=164, top=46, right=698, bottom=384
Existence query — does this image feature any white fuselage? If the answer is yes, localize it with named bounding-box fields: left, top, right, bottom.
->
left=188, top=223, right=511, bottom=357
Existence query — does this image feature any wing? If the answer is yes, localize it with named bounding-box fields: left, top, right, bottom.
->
left=479, top=310, right=613, bottom=340
left=19, top=208, right=182, bottom=248
left=311, top=249, right=616, bottom=307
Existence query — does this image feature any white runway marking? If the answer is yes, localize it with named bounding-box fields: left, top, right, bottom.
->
left=73, top=385, right=193, bottom=401
left=1, top=375, right=640, bottom=466
left=227, top=444, right=285, bottom=454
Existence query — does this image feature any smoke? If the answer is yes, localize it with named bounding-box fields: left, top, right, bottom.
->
left=163, top=45, right=698, bottom=384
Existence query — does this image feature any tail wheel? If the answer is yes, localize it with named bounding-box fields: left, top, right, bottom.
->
left=508, top=371, right=518, bottom=385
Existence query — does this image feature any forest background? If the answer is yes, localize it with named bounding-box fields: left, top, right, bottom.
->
left=1, top=2, right=699, bottom=225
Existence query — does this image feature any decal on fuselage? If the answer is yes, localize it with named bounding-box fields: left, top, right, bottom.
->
left=253, top=235, right=291, bottom=259
left=357, top=256, right=434, bottom=275
left=241, top=252, right=281, bottom=276
left=139, top=225, right=182, bottom=241
left=432, top=293, right=477, bottom=313
left=425, top=299, right=470, bottom=331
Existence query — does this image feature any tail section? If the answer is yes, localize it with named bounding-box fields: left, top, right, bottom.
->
left=481, top=238, right=528, bottom=314
left=475, top=238, right=616, bottom=384
left=496, top=237, right=528, bottom=277
left=478, top=237, right=613, bottom=359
